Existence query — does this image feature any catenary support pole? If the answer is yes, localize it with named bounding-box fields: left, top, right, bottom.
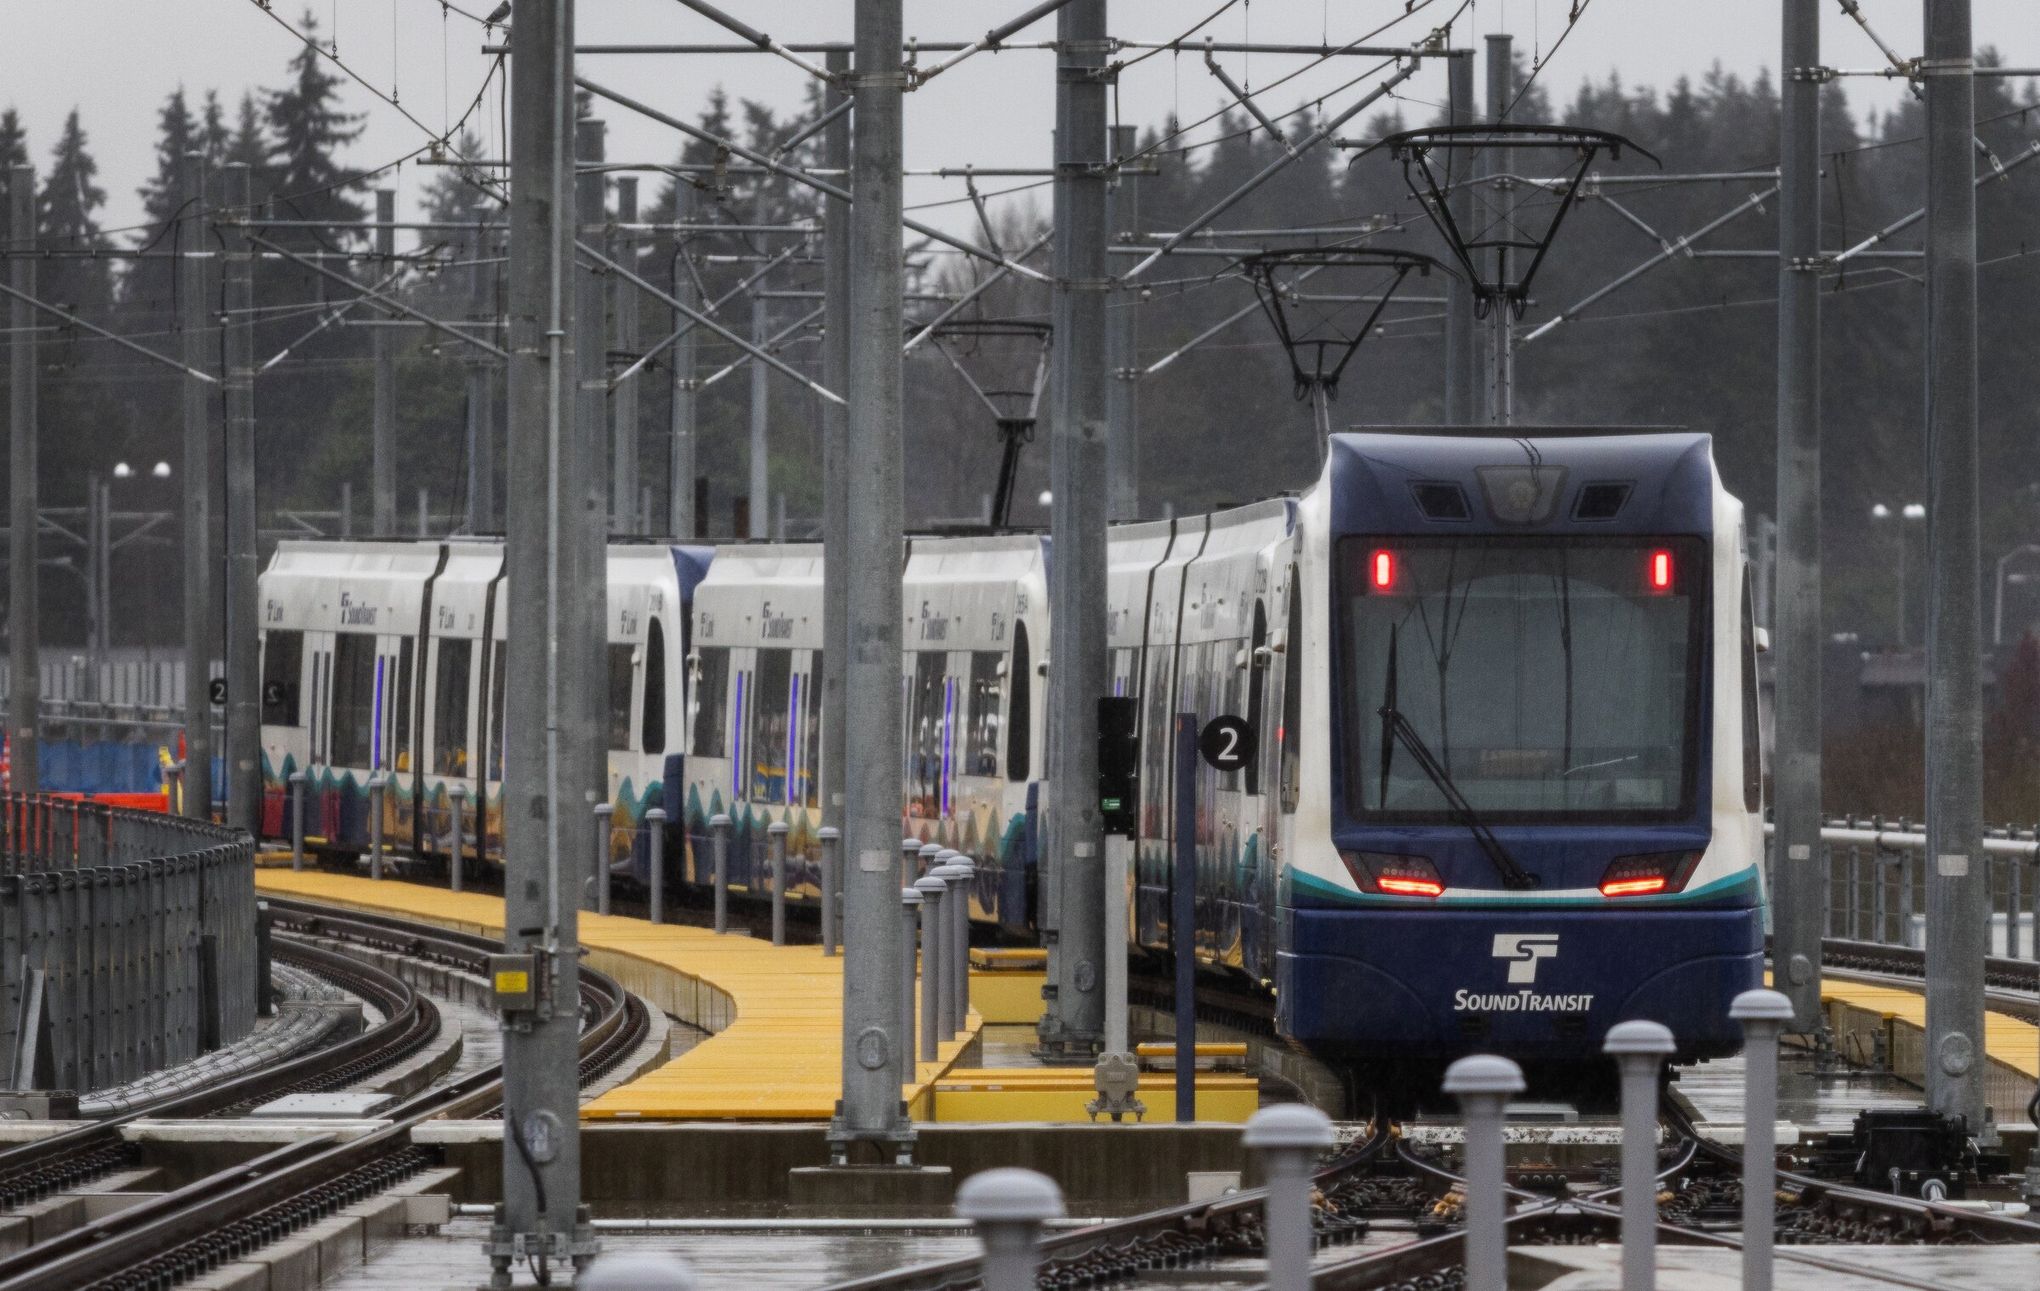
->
left=821, top=46, right=851, bottom=845
left=178, top=152, right=210, bottom=817
left=611, top=176, right=640, bottom=533
left=832, top=0, right=915, bottom=1164
left=1484, top=35, right=1514, bottom=426
left=6, top=167, right=38, bottom=795
left=1922, top=0, right=1986, bottom=1129
left=646, top=805, right=665, bottom=921
left=467, top=220, right=499, bottom=532
left=1105, top=123, right=1140, bottom=521
left=901, top=886, right=923, bottom=1066
left=373, top=190, right=398, bottom=534
left=747, top=209, right=771, bottom=540
left=1733, top=989, right=1793, bottom=1291
left=1773, top=0, right=1827, bottom=1035
left=668, top=180, right=699, bottom=539
left=492, top=0, right=596, bottom=1279
left=1039, top=0, right=1111, bottom=1064
left=917, top=873, right=945, bottom=1062
left=222, top=164, right=260, bottom=834
left=575, top=117, right=611, bottom=839
left=1444, top=50, right=1480, bottom=424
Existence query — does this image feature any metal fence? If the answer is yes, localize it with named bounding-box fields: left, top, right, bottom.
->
left=0, top=794, right=257, bottom=1094
left=1798, top=819, right=2040, bottom=958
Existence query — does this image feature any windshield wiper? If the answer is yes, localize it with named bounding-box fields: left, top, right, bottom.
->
left=1377, top=625, right=1538, bottom=891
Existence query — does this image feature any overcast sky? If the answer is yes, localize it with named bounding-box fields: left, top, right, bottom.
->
left=2, top=1, right=2032, bottom=243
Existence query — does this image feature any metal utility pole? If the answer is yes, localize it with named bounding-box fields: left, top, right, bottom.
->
left=1484, top=34, right=1514, bottom=426
left=1105, top=123, right=1139, bottom=522
left=1039, top=0, right=1111, bottom=1062
left=1922, top=0, right=1986, bottom=1128
left=1444, top=50, right=1480, bottom=424
left=465, top=218, right=499, bottom=532
left=821, top=46, right=850, bottom=835
left=6, top=167, right=36, bottom=794
left=575, top=116, right=611, bottom=883
left=611, top=176, right=640, bottom=533
left=492, top=0, right=596, bottom=1279
left=830, top=0, right=914, bottom=1163
left=222, top=163, right=260, bottom=834
left=179, top=152, right=211, bottom=817
left=668, top=180, right=699, bottom=539
left=747, top=209, right=770, bottom=541
left=373, top=189, right=398, bottom=534
left=1772, top=0, right=1826, bottom=1032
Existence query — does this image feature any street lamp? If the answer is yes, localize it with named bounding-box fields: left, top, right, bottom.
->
left=1994, top=544, right=2040, bottom=647
left=1870, top=502, right=1927, bottom=648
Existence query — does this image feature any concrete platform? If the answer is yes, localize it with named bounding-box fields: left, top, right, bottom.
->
left=1511, top=1243, right=2040, bottom=1289
left=1803, top=972, right=2038, bottom=1124
left=930, top=1067, right=1259, bottom=1122
left=254, top=871, right=984, bottom=1121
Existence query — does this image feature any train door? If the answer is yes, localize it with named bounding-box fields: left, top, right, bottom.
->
left=1243, top=599, right=1273, bottom=979
left=426, top=636, right=478, bottom=787
left=604, top=636, right=637, bottom=804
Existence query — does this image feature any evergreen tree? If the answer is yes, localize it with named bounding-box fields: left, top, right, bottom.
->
left=264, top=11, right=365, bottom=234
left=38, top=108, right=112, bottom=317
left=0, top=109, right=26, bottom=175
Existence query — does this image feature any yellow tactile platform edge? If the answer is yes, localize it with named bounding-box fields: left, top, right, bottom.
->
left=1762, top=969, right=2039, bottom=1082
left=255, top=871, right=983, bottom=1121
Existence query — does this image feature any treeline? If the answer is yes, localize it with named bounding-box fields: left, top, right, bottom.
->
left=3, top=28, right=2039, bottom=812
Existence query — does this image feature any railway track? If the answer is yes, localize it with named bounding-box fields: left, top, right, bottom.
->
left=0, top=903, right=648, bottom=1291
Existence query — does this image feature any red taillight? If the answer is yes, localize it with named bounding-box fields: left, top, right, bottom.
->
left=1377, top=874, right=1446, bottom=898
left=1342, top=850, right=1445, bottom=898
left=1371, top=549, right=1395, bottom=590
left=1648, top=549, right=1673, bottom=592
left=1598, top=850, right=1702, bottom=897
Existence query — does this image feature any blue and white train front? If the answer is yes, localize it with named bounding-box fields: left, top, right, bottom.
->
left=1275, top=432, right=1765, bottom=1088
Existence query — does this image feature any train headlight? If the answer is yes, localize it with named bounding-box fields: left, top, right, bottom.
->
left=1341, top=850, right=1445, bottom=898
left=1597, top=850, right=1704, bottom=897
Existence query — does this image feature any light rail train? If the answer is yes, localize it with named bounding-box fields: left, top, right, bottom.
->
left=256, top=429, right=1765, bottom=1087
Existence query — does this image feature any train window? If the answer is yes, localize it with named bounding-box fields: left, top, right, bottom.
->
left=260, top=630, right=303, bottom=726
left=966, top=651, right=1002, bottom=778
left=797, top=651, right=823, bottom=807
left=1280, top=578, right=1303, bottom=813
left=488, top=641, right=506, bottom=782
left=906, top=651, right=947, bottom=810
left=1742, top=576, right=1761, bottom=813
left=433, top=639, right=473, bottom=776
left=393, top=639, right=414, bottom=772
left=691, top=647, right=729, bottom=758
left=607, top=644, right=635, bottom=751
left=1246, top=603, right=1267, bottom=797
left=643, top=618, right=667, bottom=755
left=328, top=635, right=378, bottom=768
left=1006, top=626, right=1031, bottom=783
left=750, top=649, right=792, bottom=803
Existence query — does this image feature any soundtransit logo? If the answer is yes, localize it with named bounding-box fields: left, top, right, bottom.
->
left=1450, top=933, right=1593, bottom=1013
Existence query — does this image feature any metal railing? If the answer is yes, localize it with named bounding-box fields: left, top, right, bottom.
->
left=1784, top=819, right=2040, bottom=959
left=0, top=794, right=258, bottom=1095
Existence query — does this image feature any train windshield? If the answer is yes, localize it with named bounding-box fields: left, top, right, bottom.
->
left=1338, top=536, right=1705, bottom=822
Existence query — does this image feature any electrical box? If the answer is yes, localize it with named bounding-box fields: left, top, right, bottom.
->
left=1097, top=695, right=1139, bottom=837
left=489, top=953, right=538, bottom=1012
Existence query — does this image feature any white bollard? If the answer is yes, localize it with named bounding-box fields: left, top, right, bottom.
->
left=915, top=873, right=947, bottom=1062
left=1244, top=1104, right=1336, bottom=1291
left=819, top=825, right=840, bottom=955
left=646, top=806, right=667, bottom=924
left=448, top=783, right=467, bottom=892
left=919, top=840, right=942, bottom=877
left=577, top=1250, right=696, bottom=1290
left=768, top=820, right=789, bottom=945
left=711, top=813, right=732, bottom=933
left=1442, top=1055, right=1524, bottom=1291
left=956, top=1168, right=1065, bottom=1291
left=935, top=855, right=973, bottom=1033
left=1604, top=1020, right=1676, bottom=1291
left=593, top=801, right=614, bottom=914
left=1731, top=989, right=1793, bottom=1291
left=901, top=836, right=923, bottom=884
left=289, top=769, right=306, bottom=871
left=367, top=771, right=387, bottom=880
left=899, top=886, right=921, bottom=1072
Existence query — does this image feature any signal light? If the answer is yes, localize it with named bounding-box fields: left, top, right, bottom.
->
left=1341, top=850, right=1445, bottom=898
left=1598, top=850, right=1703, bottom=898
left=1371, top=549, right=1396, bottom=590
left=1648, top=549, right=1673, bottom=592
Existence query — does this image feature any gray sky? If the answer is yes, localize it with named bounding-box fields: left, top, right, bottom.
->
left=2, top=1, right=2032, bottom=244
